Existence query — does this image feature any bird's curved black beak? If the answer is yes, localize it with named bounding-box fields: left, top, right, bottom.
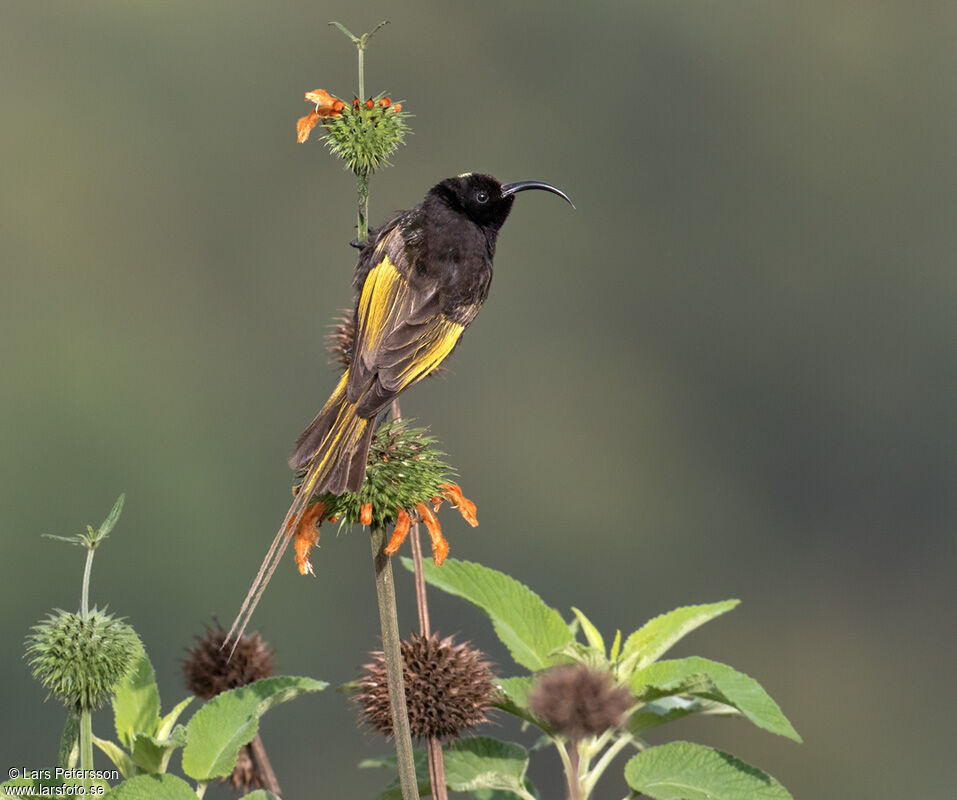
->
left=501, top=180, right=574, bottom=208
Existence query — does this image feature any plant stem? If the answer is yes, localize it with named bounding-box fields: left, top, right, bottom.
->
left=248, top=734, right=281, bottom=795
left=391, top=398, right=447, bottom=800
left=556, top=740, right=583, bottom=800
left=81, top=547, right=94, bottom=618
left=581, top=733, right=638, bottom=797
left=79, top=709, right=93, bottom=793
left=194, top=780, right=208, bottom=798
left=370, top=527, right=419, bottom=800
left=357, top=173, right=370, bottom=245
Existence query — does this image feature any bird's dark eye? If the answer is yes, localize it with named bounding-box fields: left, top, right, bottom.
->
left=475, top=190, right=489, bottom=204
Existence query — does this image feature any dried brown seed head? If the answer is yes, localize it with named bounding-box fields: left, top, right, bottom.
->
left=528, top=664, right=632, bottom=741
left=356, top=632, right=495, bottom=740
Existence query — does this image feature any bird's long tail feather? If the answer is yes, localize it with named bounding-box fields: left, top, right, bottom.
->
left=225, top=382, right=371, bottom=652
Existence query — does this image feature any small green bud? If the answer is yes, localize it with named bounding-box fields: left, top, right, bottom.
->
left=25, top=607, right=140, bottom=711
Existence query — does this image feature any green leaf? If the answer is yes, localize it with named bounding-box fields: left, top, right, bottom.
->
left=624, top=741, right=793, bottom=799
left=550, top=640, right=607, bottom=670
left=631, top=657, right=801, bottom=742
left=620, top=600, right=740, bottom=674
left=626, top=697, right=739, bottom=735
left=57, top=708, right=80, bottom=769
left=131, top=725, right=187, bottom=773
left=112, top=646, right=162, bottom=748
left=181, top=676, right=326, bottom=780
left=92, top=735, right=135, bottom=778
left=156, top=696, right=193, bottom=739
left=98, top=493, right=126, bottom=537
left=404, top=558, right=572, bottom=671
left=444, top=737, right=530, bottom=796
left=104, top=773, right=198, bottom=800
left=359, top=750, right=431, bottom=800
left=494, top=677, right=546, bottom=731
left=609, top=629, right=622, bottom=662
left=571, top=607, right=605, bottom=656
left=239, top=792, right=283, bottom=800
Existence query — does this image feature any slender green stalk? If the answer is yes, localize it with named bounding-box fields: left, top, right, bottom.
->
left=79, top=710, right=93, bottom=793
left=370, top=528, right=419, bottom=800
left=556, top=740, right=582, bottom=800
left=581, top=733, right=639, bottom=797
left=81, top=547, right=94, bottom=618
left=79, top=540, right=96, bottom=786
left=195, top=780, right=208, bottom=798
left=330, top=20, right=388, bottom=245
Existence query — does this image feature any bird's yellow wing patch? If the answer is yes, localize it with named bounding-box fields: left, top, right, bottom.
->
left=386, top=317, right=464, bottom=392
left=356, top=255, right=410, bottom=358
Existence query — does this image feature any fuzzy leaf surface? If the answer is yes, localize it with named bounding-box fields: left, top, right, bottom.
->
left=571, top=607, right=605, bottom=655
left=98, top=493, right=126, bottom=537
left=624, top=741, right=793, bottom=799
left=443, top=737, right=529, bottom=794
left=626, top=697, right=738, bottom=735
left=112, top=647, right=161, bottom=748
left=103, top=774, right=197, bottom=799
left=92, top=735, right=134, bottom=778
left=494, top=677, right=544, bottom=730
left=181, top=676, right=326, bottom=780
left=621, top=600, right=739, bottom=673
left=131, top=725, right=187, bottom=773
left=630, top=658, right=800, bottom=742
left=405, top=558, right=572, bottom=671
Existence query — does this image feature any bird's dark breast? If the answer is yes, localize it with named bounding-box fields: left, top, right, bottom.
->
left=439, top=258, right=492, bottom=326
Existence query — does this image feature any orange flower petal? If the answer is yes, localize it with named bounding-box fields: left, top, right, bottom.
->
left=360, top=503, right=373, bottom=526
left=392, top=103, right=402, bottom=113
left=416, top=502, right=449, bottom=566
left=379, top=97, right=391, bottom=107
left=440, top=483, right=478, bottom=527
left=293, top=502, right=325, bottom=575
left=297, top=110, right=321, bottom=143
left=384, top=508, right=411, bottom=556
left=365, top=98, right=375, bottom=109
left=305, top=88, right=340, bottom=108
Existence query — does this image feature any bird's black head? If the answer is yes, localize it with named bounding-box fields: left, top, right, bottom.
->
left=429, top=173, right=572, bottom=233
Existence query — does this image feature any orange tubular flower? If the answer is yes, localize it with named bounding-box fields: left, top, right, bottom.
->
left=360, top=503, right=373, bottom=526
left=383, top=509, right=412, bottom=556
left=416, top=502, right=449, bottom=566
left=438, top=483, right=479, bottom=527
left=293, top=502, right=326, bottom=575
left=297, top=88, right=345, bottom=143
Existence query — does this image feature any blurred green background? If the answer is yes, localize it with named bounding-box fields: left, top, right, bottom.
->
left=2, top=2, right=954, bottom=798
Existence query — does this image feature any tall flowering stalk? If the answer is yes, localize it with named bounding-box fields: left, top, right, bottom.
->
left=296, top=21, right=419, bottom=798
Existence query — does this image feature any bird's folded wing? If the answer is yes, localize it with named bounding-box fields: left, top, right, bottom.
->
left=349, top=251, right=464, bottom=403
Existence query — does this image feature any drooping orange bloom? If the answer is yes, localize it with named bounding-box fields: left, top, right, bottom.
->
left=416, top=502, right=449, bottom=566
left=360, top=503, right=373, bottom=526
left=292, top=501, right=326, bottom=575
left=433, top=483, right=479, bottom=527
left=297, top=88, right=345, bottom=143
left=383, top=508, right=412, bottom=556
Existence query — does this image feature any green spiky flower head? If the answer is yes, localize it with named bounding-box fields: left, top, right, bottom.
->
left=25, top=607, right=141, bottom=711
left=322, top=94, right=411, bottom=177
left=307, top=420, right=453, bottom=531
